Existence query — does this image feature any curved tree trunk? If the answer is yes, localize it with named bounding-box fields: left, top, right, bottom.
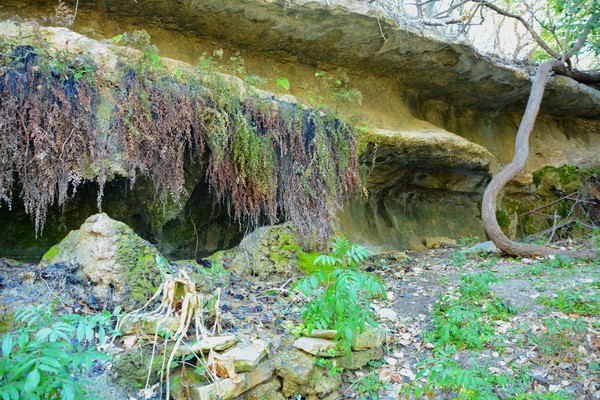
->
left=481, top=59, right=597, bottom=259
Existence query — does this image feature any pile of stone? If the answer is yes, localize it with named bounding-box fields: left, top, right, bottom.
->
left=171, top=327, right=387, bottom=400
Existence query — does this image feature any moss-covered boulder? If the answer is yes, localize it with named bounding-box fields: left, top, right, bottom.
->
left=499, top=165, right=600, bottom=239
left=41, top=213, right=167, bottom=311
left=210, top=223, right=320, bottom=280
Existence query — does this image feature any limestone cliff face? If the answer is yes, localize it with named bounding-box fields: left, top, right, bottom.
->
left=0, top=0, right=598, bottom=257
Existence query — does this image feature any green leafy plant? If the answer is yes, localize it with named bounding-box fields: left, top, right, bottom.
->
left=275, top=76, right=290, bottom=91
left=316, top=356, right=343, bottom=376
left=351, top=360, right=390, bottom=400
left=111, top=30, right=161, bottom=69
left=427, top=271, right=512, bottom=351
left=293, top=237, right=386, bottom=353
left=537, top=287, right=599, bottom=315
left=458, top=236, right=479, bottom=247
left=309, top=70, right=362, bottom=112
left=449, top=250, right=468, bottom=268
left=402, top=351, right=530, bottom=400
left=0, top=305, right=117, bottom=400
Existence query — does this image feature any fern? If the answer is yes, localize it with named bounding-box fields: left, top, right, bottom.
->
left=293, top=237, right=386, bottom=353
left=0, top=306, right=118, bottom=400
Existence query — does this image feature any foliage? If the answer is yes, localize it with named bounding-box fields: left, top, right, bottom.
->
left=0, top=305, right=116, bottom=400
left=448, top=236, right=479, bottom=268
left=403, top=270, right=520, bottom=398
left=293, top=237, right=386, bottom=353
left=383, top=0, right=599, bottom=66
left=275, top=76, right=290, bottom=91
left=527, top=0, right=600, bottom=60
left=0, top=32, right=361, bottom=243
left=352, top=360, right=391, bottom=400
left=537, top=287, right=599, bottom=315
left=309, top=70, right=362, bottom=112
left=111, top=30, right=161, bottom=69
left=316, top=356, right=343, bottom=376
left=427, top=271, right=513, bottom=351
left=402, top=350, right=530, bottom=400
left=0, top=44, right=98, bottom=235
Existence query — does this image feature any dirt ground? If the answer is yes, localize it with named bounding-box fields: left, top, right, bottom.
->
left=1, top=244, right=598, bottom=399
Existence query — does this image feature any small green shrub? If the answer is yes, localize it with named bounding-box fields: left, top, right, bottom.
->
left=352, top=360, right=390, bottom=400
left=0, top=305, right=117, bottom=400
left=402, top=351, right=529, bottom=400
left=459, top=271, right=500, bottom=299
left=293, top=237, right=387, bottom=353
left=537, top=287, right=599, bottom=315
left=427, top=272, right=513, bottom=351
left=449, top=250, right=467, bottom=267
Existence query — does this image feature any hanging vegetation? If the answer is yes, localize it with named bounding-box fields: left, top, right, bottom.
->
left=0, top=38, right=360, bottom=245
left=0, top=45, right=100, bottom=235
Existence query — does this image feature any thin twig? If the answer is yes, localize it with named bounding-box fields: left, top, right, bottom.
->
left=377, top=18, right=387, bottom=42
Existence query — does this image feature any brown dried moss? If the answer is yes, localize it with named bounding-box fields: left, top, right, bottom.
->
left=0, top=43, right=359, bottom=246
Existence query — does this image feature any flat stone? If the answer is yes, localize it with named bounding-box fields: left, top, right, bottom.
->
left=308, top=329, right=337, bottom=339
left=335, top=347, right=384, bottom=370
left=220, top=340, right=268, bottom=372
left=377, top=308, right=398, bottom=322
left=465, top=241, right=501, bottom=254
left=293, top=337, right=343, bottom=357
left=353, top=326, right=386, bottom=351
left=119, top=314, right=181, bottom=335
left=170, top=335, right=237, bottom=357
left=173, top=359, right=273, bottom=400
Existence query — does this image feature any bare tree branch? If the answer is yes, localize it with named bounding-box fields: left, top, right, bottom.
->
left=472, top=0, right=562, bottom=59
left=566, top=14, right=598, bottom=58
left=433, top=0, right=470, bottom=19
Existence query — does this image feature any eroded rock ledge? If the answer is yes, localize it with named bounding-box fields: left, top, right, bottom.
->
left=3, top=0, right=599, bottom=118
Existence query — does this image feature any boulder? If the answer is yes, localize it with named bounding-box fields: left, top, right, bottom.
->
left=465, top=241, right=501, bottom=254
left=272, top=346, right=317, bottom=386
left=424, top=237, right=458, bottom=249
left=212, top=223, right=317, bottom=280
left=41, top=213, right=168, bottom=311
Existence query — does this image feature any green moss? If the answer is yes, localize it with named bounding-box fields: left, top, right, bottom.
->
left=532, top=165, right=588, bottom=196
left=0, top=312, right=13, bottom=335
left=115, top=230, right=166, bottom=310
left=496, top=210, right=510, bottom=233
left=296, top=252, right=322, bottom=274
left=112, top=348, right=166, bottom=387
left=41, top=245, right=59, bottom=264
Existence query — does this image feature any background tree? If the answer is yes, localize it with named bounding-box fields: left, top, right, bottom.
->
left=377, top=0, right=599, bottom=257
left=475, top=0, right=599, bottom=258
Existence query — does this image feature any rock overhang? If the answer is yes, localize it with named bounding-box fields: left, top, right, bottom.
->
left=2, top=0, right=597, bottom=118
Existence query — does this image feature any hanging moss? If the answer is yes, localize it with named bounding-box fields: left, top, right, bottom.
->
left=0, top=40, right=360, bottom=245
left=0, top=44, right=99, bottom=235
